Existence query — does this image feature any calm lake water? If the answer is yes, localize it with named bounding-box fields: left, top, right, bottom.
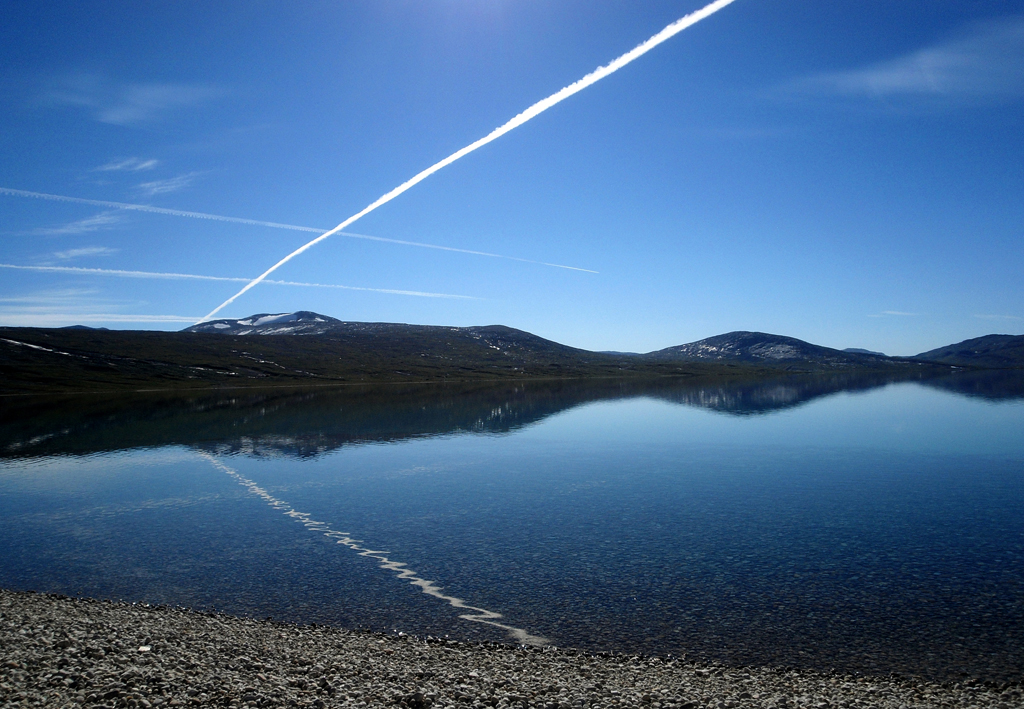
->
left=2, top=372, right=1023, bottom=682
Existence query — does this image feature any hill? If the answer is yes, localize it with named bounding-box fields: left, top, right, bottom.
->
left=641, top=331, right=893, bottom=369
left=915, top=334, right=1024, bottom=368
left=0, top=313, right=968, bottom=394
left=0, top=320, right=747, bottom=394
left=186, top=311, right=343, bottom=336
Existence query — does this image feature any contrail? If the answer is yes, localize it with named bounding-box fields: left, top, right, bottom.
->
left=0, top=186, right=594, bottom=273
left=0, top=186, right=321, bottom=232
left=200, top=0, right=737, bottom=323
left=0, top=263, right=476, bottom=299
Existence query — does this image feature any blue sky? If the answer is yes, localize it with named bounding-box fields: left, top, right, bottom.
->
left=1, top=1, right=1021, bottom=355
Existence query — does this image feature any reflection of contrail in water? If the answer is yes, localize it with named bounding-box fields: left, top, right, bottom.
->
left=200, top=452, right=548, bottom=646
left=201, top=0, right=738, bottom=323
left=0, top=187, right=594, bottom=273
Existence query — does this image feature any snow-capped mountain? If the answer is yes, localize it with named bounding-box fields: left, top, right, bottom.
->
left=185, top=311, right=343, bottom=335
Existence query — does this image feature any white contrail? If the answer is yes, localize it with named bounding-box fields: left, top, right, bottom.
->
left=0, top=186, right=320, bottom=232
left=199, top=0, right=737, bottom=323
left=0, top=186, right=594, bottom=273
left=0, top=263, right=476, bottom=299
left=339, top=230, right=596, bottom=272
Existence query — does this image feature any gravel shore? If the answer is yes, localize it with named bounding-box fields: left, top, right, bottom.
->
left=1, top=589, right=1017, bottom=709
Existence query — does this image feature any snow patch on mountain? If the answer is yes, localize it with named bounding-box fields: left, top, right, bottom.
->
left=185, top=311, right=343, bottom=336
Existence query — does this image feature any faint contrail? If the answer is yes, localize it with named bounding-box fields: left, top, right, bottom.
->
left=200, top=0, right=737, bottom=323
left=0, top=186, right=594, bottom=273
left=0, top=186, right=320, bottom=232
left=0, top=263, right=477, bottom=299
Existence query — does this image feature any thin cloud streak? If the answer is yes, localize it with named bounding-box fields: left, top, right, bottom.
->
left=31, top=211, right=123, bottom=236
left=794, top=16, right=1024, bottom=101
left=0, top=312, right=201, bottom=326
left=45, top=76, right=222, bottom=126
left=136, top=172, right=202, bottom=196
left=0, top=187, right=595, bottom=273
left=974, top=313, right=1022, bottom=321
left=339, top=230, right=597, bottom=273
left=0, top=287, right=202, bottom=327
left=868, top=310, right=917, bottom=318
left=96, top=158, right=159, bottom=172
left=0, top=288, right=101, bottom=306
left=0, top=263, right=478, bottom=300
left=200, top=0, right=737, bottom=322
left=52, top=246, right=118, bottom=260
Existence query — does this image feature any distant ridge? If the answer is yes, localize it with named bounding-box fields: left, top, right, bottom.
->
left=916, top=334, right=1024, bottom=369
left=5, top=310, right=1009, bottom=394
left=188, top=313, right=1024, bottom=370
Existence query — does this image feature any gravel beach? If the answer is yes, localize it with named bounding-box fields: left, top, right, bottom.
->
left=2, top=590, right=1018, bottom=709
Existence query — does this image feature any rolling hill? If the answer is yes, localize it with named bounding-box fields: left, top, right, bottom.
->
left=641, top=331, right=892, bottom=369
left=2, top=311, right=1003, bottom=394
left=915, top=334, right=1024, bottom=369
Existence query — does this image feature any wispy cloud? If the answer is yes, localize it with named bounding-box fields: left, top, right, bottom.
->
left=974, top=313, right=1022, bottom=321
left=0, top=312, right=200, bottom=327
left=791, top=16, right=1024, bottom=104
left=868, top=310, right=917, bottom=318
left=0, top=288, right=200, bottom=327
left=51, top=246, right=118, bottom=260
left=136, top=172, right=202, bottom=197
left=45, top=75, right=222, bottom=126
left=96, top=157, right=159, bottom=172
left=0, top=288, right=101, bottom=307
left=31, top=211, right=123, bottom=236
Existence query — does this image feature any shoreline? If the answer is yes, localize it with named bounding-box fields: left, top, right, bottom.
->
left=1, top=589, right=1015, bottom=709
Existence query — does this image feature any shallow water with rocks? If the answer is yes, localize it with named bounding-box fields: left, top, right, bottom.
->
left=1, top=375, right=1023, bottom=687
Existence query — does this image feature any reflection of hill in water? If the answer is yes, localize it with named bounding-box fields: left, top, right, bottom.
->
left=3, top=370, right=1022, bottom=459
left=918, top=369, right=1024, bottom=402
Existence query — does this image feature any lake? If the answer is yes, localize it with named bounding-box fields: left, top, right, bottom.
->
left=2, top=372, right=1022, bottom=683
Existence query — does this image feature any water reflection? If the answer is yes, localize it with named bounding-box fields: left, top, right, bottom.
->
left=4, top=370, right=1019, bottom=460
left=1, top=371, right=1022, bottom=682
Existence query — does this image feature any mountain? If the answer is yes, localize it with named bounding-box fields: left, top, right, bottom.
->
left=844, top=347, right=886, bottom=356
left=642, top=331, right=894, bottom=369
left=186, top=311, right=343, bottom=335
left=915, top=334, right=1024, bottom=368
left=188, top=316, right=905, bottom=372
left=0, top=318, right=729, bottom=393
left=0, top=313, right=969, bottom=394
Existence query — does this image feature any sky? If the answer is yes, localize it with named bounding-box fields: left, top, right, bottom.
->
left=1, top=0, right=1021, bottom=356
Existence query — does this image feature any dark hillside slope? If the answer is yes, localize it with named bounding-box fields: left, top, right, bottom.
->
left=642, top=331, right=894, bottom=370
left=0, top=325, right=738, bottom=394
left=916, top=334, right=1024, bottom=368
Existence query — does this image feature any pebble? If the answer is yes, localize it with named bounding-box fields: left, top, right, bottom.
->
left=1, top=589, right=1018, bottom=709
